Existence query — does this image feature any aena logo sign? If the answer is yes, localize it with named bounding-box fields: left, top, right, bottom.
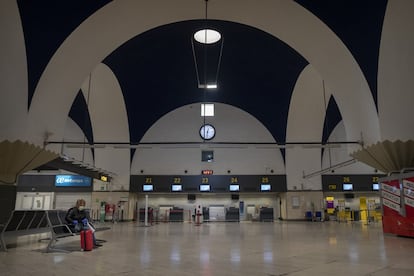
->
left=55, top=175, right=91, bottom=187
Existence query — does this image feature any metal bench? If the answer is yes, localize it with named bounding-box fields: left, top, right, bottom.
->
left=45, top=209, right=78, bottom=252
left=1, top=209, right=110, bottom=252
left=45, top=209, right=110, bottom=252
left=0, top=210, right=49, bottom=251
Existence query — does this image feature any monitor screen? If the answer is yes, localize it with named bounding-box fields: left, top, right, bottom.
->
left=229, top=184, right=240, bottom=192
left=172, top=184, right=182, bottom=192
left=201, top=150, right=214, bottom=162
left=261, top=184, right=271, bottom=191
left=143, top=184, right=153, bottom=191
left=372, top=183, right=379, bottom=191
left=343, top=183, right=353, bottom=191
left=200, top=184, right=210, bottom=192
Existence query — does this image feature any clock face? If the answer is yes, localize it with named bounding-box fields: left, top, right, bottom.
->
left=199, top=124, right=216, bottom=140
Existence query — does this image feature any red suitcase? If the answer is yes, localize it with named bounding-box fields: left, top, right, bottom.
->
left=80, top=229, right=93, bottom=251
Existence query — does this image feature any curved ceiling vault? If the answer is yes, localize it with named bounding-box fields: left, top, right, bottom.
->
left=15, top=0, right=386, bottom=149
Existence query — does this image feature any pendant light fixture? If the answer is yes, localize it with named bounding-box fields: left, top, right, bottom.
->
left=192, top=0, right=224, bottom=90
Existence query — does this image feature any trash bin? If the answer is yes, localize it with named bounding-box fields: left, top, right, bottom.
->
left=314, top=211, right=322, bottom=221
left=353, top=210, right=360, bottom=221
left=305, top=211, right=312, bottom=221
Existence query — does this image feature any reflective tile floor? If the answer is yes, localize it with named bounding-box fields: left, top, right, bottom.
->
left=1, top=221, right=414, bottom=276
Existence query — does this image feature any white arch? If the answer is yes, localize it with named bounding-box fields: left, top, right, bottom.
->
left=28, top=0, right=379, bottom=148
left=83, top=63, right=130, bottom=189
left=286, top=64, right=326, bottom=190
left=378, top=0, right=414, bottom=141
left=82, top=63, right=129, bottom=144
left=0, top=0, right=28, bottom=141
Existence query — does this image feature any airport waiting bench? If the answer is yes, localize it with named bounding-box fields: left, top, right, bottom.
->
left=0, top=210, right=49, bottom=251
left=1, top=209, right=110, bottom=252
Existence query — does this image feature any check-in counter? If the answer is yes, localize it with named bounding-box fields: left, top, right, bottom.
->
left=225, top=207, right=240, bottom=222
left=169, top=208, right=184, bottom=222
left=259, top=207, right=274, bottom=222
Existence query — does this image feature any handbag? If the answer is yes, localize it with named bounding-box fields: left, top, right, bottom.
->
left=74, top=223, right=83, bottom=232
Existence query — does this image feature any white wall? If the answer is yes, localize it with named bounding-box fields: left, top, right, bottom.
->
left=283, top=191, right=324, bottom=220
left=132, top=103, right=285, bottom=175
left=54, top=192, right=91, bottom=210
left=15, top=192, right=54, bottom=210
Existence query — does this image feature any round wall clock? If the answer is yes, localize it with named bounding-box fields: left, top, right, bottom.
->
left=199, top=124, right=216, bottom=140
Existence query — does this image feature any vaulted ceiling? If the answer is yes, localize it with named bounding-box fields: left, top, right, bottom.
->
left=17, top=0, right=388, bottom=145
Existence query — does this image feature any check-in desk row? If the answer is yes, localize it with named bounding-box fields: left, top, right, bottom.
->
left=225, top=207, right=240, bottom=222
left=259, top=207, right=274, bottom=222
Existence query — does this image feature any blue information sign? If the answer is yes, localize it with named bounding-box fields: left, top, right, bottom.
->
left=55, top=175, right=92, bottom=187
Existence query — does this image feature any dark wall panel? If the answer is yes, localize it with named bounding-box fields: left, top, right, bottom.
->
left=0, top=185, right=17, bottom=224
left=130, top=175, right=287, bottom=193
left=17, top=175, right=54, bottom=192
left=322, top=174, right=384, bottom=192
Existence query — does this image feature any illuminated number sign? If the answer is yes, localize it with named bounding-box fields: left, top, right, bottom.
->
left=230, top=177, right=238, bottom=183
left=145, top=177, right=152, bottom=184
left=328, top=184, right=337, bottom=190
left=202, top=170, right=213, bottom=175
left=173, top=177, right=181, bottom=184
left=261, top=177, right=269, bottom=183
left=372, top=176, right=379, bottom=183
left=201, top=177, right=209, bottom=183
left=343, top=176, right=351, bottom=183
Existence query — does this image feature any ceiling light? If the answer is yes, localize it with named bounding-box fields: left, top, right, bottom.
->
left=192, top=0, right=224, bottom=90
left=194, top=29, right=221, bottom=44
left=198, top=84, right=217, bottom=89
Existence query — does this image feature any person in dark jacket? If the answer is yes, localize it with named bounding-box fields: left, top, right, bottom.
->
left=65, top=199, right=102, bottom=247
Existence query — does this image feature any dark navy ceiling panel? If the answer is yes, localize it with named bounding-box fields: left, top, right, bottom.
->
left=322, top=96, right=342, bottom=144
left=295, top=0, right=388, bottom=106
left=321, top=96, right=342, bottom=162
left=103, top=20, right=308, bottom=144
left=69, top=90, right=94, bottom=145
left=17, top=0, right=112, bottom=108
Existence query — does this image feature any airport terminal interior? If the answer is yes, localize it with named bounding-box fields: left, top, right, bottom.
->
left=1, top=0, right=414, bottom=275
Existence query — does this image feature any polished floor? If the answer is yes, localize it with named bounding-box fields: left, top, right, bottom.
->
left=1, top=220, right=414, bottom=276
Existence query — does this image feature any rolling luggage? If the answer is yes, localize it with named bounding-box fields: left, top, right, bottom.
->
left=80, top=229, right=93, bottom=251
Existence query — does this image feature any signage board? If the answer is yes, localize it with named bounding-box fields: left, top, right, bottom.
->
left=55, top=175, right=92, bottom=187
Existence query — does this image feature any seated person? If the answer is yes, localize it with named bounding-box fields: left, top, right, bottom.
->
left=65, top=199, right=102, bottom=247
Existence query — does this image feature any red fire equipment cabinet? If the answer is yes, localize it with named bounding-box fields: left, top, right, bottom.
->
left=380, top=171, right=414, bottom=237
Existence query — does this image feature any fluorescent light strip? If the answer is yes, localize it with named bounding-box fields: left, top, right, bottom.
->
left=198, top=84, right=217, bottom=89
